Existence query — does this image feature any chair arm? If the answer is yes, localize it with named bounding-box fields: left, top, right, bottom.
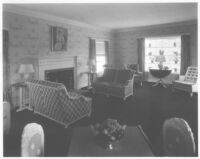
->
left=137, top=71, right=143, bottom=75
left=179, top=75, right=185, bottom=81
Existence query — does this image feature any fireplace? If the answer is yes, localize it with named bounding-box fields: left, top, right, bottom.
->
left=39, top=56, right=78, bottom=89
left=45, top=68, right=74, bottom=91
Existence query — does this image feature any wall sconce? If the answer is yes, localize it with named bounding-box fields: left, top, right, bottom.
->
left=19, top=64, right=34, bottom=80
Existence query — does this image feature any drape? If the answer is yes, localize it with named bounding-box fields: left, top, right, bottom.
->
left=89, top=38, right=96, bottom=72
left=180, top=35, right=190, bottom=75
left=105, top=41, right=109, bottom=64
left=3, top=30, right=10, bottom=101
left=137, top=38, right=145, bottom=79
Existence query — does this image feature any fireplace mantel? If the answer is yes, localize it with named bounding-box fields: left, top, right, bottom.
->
left=39, top=56, right=77, bottom=89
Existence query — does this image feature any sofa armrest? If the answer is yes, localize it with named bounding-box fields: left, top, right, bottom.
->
left=68, top=91, right=91, bottom=102
left=68, top=92, right=82, bottom=100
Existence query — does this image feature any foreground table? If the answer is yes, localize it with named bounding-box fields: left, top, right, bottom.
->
left=68, top=126, right=154, bottom=157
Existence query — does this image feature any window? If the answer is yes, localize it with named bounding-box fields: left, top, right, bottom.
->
left=96, top=41, right=106, bottom=75
left=145, top=36, right=181, bottom=74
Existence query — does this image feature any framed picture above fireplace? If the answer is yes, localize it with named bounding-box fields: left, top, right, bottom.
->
left=51, top=26, right=68, bottom=51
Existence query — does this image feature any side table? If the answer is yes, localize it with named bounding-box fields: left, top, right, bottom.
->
left=149, top=69, right=171, bottom=88
left=11, top=82, right=30, bottom=112
left=82, top=72, right=97, bottom=88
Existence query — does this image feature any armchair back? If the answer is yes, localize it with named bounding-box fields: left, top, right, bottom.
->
left=184, top=67, right=198, bottom=83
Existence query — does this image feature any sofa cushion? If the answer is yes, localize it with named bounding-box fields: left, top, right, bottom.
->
left=115, top=69, right=133, bottom=85
left=101, top=68, right=117, bottom=83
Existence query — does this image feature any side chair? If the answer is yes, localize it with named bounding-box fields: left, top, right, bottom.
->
left=172, top=66, right=198, bottom=97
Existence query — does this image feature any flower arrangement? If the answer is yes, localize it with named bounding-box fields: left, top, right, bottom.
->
left=90, top=119, right=126, bottom=142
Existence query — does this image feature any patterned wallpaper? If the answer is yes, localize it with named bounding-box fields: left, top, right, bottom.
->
left=3, top=12, right=115, bottom=107
left=114, top=23, right=197, bottom=68
left=3, top=12, right=114, bottom=88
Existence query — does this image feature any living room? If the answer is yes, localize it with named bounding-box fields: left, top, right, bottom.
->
left=3, top=2, right=198, bottom=157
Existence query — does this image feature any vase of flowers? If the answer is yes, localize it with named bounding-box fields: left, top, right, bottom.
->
left=90, top=119, right=126, bottom=150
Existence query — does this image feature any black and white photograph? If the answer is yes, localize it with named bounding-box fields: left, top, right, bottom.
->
left=2, top=1, right=198, bottom=157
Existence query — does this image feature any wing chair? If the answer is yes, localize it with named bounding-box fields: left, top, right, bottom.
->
left=162, top=118, right=195, bottom=156
left=172, top=66, right=198, bottom=97
left=21, top=123, right=44, bottom=157
left=125, top=64, right=143, bottom=86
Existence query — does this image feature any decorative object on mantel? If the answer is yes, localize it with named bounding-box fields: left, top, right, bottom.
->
left=90, top=119, right=126, bottom=150
left=156, top=50, right=166, bottom=70
left=19, top=64, right=34, bottom=80
left=51, top=26, right=68, bottom=51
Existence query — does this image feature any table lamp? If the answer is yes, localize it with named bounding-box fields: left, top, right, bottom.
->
left=88, top=59, right=96, bottom=73
left=19, top=64, right=34, bottom=80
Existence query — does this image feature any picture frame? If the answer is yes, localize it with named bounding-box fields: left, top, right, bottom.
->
left=51, top=26, right=68, bottom=51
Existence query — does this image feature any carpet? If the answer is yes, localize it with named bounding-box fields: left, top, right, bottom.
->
left=4, top=82, right=198, bottom=156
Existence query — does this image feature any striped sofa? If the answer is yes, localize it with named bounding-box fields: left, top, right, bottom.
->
left=26, top=80, right=92, bottom=128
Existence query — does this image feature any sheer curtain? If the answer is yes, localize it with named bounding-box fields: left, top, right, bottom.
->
left=89, top=38, right=96, bottom=72
left=105, top=41, right=109, bottom=65
left=180, top=35, right=190, bottom=75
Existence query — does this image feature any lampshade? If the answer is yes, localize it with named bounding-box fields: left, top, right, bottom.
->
left=19, top=64, right=34, bottom=74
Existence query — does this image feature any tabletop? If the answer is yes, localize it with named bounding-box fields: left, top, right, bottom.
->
left=68, top=126, right=154, bottom=157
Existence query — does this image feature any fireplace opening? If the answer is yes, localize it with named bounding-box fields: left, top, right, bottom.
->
left=45, top=68, right=74, bottom=91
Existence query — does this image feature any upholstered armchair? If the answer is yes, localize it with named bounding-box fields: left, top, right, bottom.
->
left=162, top=118, right=195, bottom=156
left=26, top=80, right=92, bottom=128
left=92, top=68, right=134, bottom=100
left=125, top=64, right=143, bottom=86
left=172, top=66, right=198, bottom=97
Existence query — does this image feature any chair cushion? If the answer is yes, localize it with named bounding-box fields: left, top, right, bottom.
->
left=115, top=69, right=132, bottom=85
left=101, top=69, right=117, bottom=83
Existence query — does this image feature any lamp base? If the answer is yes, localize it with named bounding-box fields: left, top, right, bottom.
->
left=24, top=74, right=30, bottom=80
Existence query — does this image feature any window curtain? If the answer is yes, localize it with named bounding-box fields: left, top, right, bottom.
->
left=3, top=30, right=10, bottom=101
left=180, top=35, right=190, bottom=75
left=104, top=41, right=109, bottom=64
left=137, top=38, right=145, bottom=78
left=89, top=38, right=96, bottom=72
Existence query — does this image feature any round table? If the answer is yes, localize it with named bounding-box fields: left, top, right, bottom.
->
left=149, top=69, right=171, bottom=88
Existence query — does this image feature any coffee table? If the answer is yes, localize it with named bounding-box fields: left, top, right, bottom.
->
left=68, top=126, right=154, bottom=157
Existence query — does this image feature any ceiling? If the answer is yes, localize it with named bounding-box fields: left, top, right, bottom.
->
left=4, top=3, right=197, bottom=29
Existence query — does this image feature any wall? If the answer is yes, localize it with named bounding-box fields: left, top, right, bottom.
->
left=3, top=12, right=114, bottom=87
left=3, top=11, right=114, bottom=107
left=113, top=21, right=197, bottom=83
